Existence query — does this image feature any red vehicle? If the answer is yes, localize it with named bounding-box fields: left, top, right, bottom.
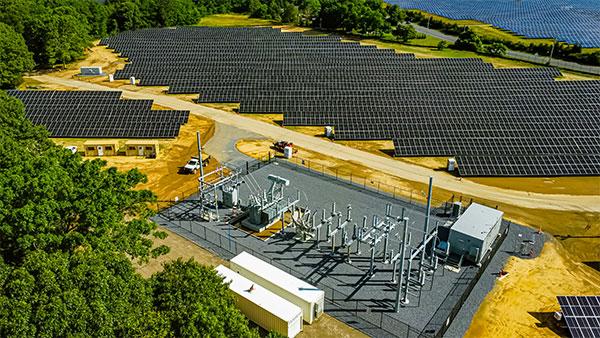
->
left=272, top=140, right=298, bottom=153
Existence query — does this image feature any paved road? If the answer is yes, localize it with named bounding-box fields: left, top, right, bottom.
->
left=411, top=24, right=600, bottom=75
left=34, top=75, right=600, bottom=213
left=203, top=122, right=264, bottom=168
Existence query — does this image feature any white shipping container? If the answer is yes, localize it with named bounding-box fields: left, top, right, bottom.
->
left=216, top=265, right=303, bottom=338
left=230, top=252, right=325, bottom=324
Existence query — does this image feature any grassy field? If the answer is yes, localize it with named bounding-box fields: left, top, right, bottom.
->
left=198, top=14, right=275, bottom=27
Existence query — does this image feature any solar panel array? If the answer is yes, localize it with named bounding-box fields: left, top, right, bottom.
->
left=557, top=296, right=600, bottom=338
left=392, top=0, right=600, bottom=47
left=8, top=90, right=189, bottom=138
left=101, top=27, right=600, bottom=177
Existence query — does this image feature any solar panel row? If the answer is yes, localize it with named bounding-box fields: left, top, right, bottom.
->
left=100, top=27, right=600, bottom=177
left=558, top=295, right=600, bottom=338
left=8, top=90, right=189, bottom=139
left=391, top=0, right=600, bottom=47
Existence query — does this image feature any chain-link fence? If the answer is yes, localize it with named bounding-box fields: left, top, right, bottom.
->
left=156, top=153, right=510, bottom=337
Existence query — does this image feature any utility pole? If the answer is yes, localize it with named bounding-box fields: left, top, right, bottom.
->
left=548, top=40, right=556, bottom=65
left=197, top=131, right=204, bottom=189
left=419, top=177, right=433, bottom=285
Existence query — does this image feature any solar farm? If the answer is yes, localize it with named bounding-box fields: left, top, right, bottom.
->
left=8, top=90, right=190, bottom=138
left=392, top=0, right=600, bottom=48
left=100, top=27, right=600, bottom=177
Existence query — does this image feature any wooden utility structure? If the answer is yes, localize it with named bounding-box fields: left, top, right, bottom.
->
left=83, top=140, right=118, bottom=156
left=125, top=140, right=159, bottom=157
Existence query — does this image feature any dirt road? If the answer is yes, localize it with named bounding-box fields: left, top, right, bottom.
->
left=32, top=75, right=600, bottom=212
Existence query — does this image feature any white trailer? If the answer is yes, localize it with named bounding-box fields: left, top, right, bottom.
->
left=215, top=265, right=303, bottom=338
left=230, top=252, right=325, bottom=324
left=448, top=203, right=503, bottom=264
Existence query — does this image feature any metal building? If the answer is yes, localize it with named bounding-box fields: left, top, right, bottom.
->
left=215, top=265, right=303, bottom=338
left=447, top=203, right=503, bottom=264
left=230, top=252, right=325, bottom=324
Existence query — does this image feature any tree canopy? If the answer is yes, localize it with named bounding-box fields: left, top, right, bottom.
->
left=0, top=0, right=219, bottom=86
left=0, top=23, right=34, bottom=89
left=0, top=91, right=258, bottom=337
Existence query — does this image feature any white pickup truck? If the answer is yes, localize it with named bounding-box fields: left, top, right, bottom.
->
left=181, top=155, right=210, bottom=174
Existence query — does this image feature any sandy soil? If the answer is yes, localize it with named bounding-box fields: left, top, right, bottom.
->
left=54, top=114, right=215, bottom=201
left=465, top=240, right=600, bottom=338
left=136, top=227, right=226, bottom=278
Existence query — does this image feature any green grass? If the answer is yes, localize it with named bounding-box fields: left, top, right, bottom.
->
left=360, top=38, right=539, bottom=68
left=198, top=14, right=275, bottom=27
left=380, top=33, right=445, bottom=48
left=469, top=25, right=552, bottom=46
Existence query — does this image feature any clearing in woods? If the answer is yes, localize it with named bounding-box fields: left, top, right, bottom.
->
left=25, top=14, right=600, bottom=336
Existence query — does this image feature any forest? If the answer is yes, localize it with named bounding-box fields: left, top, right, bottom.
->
left=0, top=90, right=268, bottom=336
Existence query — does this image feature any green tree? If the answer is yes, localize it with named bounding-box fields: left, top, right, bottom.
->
left=24, top=11, right=91, bottom=67
left=0, top=91, right=261, bottom=337
left=267, top=0, right=282, bottom=21
left=249, top=0, right=270, bottom=19
left=0, top=23, right=34, bottom=89
left=0, top=92, right=165, bottom=264
left=452, top=29, right=483, bottom=52
left=282, top=3, right=299, bottom=24
left=107, top=0, right=148, bottom=33
left=385, top=4, right=406, bottom=26
left=156, top=0, right=201, bottom=27
left=484, top=42, right=508, bottom=56
left=151, top=259, right=260, bottom=337
left=358, top=6, right=389, bottom=36
left=0, top=250, right=167, bottom=337
left=393, top=24, right=417, bottom=42
left=437, top=40, right=448, bottom=51
left=300, top=0, right=320, bottom=20
left=0, top=0, right=43, bottom=34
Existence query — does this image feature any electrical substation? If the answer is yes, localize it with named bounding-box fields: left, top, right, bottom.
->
left=154, top=157, right=545, bottom=337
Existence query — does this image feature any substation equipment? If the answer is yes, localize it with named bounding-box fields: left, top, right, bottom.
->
left=292, top=177, right=442, bottom=310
